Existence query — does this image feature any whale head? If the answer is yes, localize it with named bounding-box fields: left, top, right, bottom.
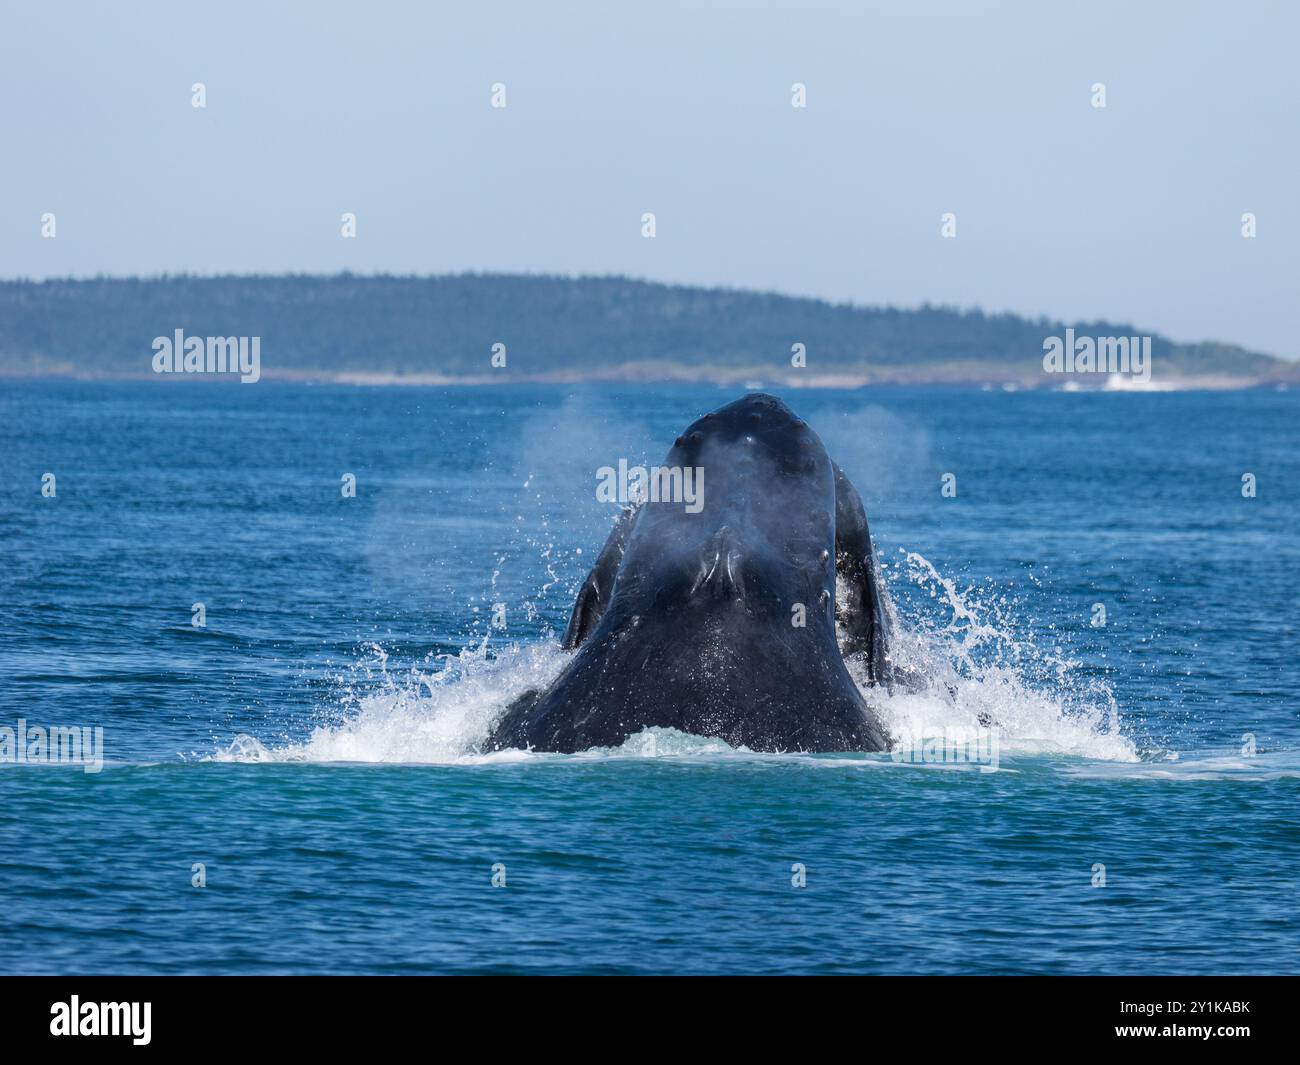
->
left=486, top=391, right=892, bottom=755
left=611, top=392, right=838, bottom=629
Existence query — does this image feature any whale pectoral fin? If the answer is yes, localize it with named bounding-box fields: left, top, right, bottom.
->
left=561, top=505, right=639, bottom=650
left=832, top=463, right=892, bottom=688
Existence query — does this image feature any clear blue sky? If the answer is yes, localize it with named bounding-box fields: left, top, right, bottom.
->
left=2, top=0, right=1295, bottom=357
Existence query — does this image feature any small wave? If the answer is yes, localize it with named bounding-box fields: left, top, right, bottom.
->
left=1059, top=749, right=1300, bottom=782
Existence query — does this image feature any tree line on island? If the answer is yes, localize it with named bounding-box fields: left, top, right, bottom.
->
left=0, top=273, right=1289, bottom=384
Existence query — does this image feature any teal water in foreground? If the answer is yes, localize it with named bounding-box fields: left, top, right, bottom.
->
left=1, top=381, right=1297, bottom=973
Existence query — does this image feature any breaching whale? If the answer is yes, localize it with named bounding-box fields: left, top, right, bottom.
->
left=486, top=393, right=899, bottom=753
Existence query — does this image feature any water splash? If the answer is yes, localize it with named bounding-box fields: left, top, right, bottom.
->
left=867, top=551, right=1136, bottom=762
left=215, top=638, right=566, bottom=765
left=216, top=550, right=1138, bottom=765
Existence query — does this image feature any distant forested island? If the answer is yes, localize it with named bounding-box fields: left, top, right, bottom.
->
left=1, top=273, right=1294, bottom=388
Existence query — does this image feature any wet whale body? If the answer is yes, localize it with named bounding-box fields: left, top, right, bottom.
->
left=486, top=393, right=899, bottom=754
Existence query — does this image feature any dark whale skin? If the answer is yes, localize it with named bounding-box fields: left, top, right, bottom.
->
left=486, top=393, right=893, bottom=754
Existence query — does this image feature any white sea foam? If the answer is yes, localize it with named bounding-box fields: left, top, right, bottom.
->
left=215, top=551, right=1138, bottom=766
left=863, top=551, right=1137, bottom=763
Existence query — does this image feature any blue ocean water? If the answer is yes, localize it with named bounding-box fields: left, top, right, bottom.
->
left=1, top=380, right=1297, bottom=974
